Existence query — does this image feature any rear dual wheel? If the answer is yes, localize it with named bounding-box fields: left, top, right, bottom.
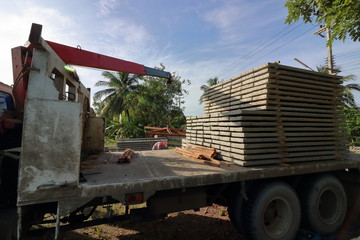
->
left=229, top=182, right=301, bottom=240
left=228, top=175, right=347, bottom=240
left=299, top=175, right=347, bottom=235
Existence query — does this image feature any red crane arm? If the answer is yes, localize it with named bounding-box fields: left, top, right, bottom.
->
left=46, top=41, right=147, bottom=75
left=29, top=23, right=172, bottom=83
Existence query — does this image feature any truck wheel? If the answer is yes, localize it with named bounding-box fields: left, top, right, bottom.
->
left=242, top=181, right=301, bottom=240
left=228, top=191, right=244, bottom=233
left=299, top=174, right=347, bottom=235
left=0, top=207, right=17, bottom=240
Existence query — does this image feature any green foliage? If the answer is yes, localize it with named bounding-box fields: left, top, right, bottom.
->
left=130, top=64, right=190, bottom=128
left=343, top=108, right=360, bottom=144
left=104, top=136, right=117, bottom=146
left=104, top=119, right=122, bottom=138
left=200, top=77, right=221, bottom=104
left=105, top=118, right=145, bottom=139
left=285, top=0, right=360, bottom=44
left=316, top=64, right=360, bottom=108
left=94, top=71, right=140, bottom=119
left=94, top=64, right=190, bottom=139
left=170, top=115, right=187, bottom=128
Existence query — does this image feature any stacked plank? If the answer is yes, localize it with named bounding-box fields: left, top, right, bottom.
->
left=117, top=138, right=167, bottom=151
left=175, top=145, right=224, bottom=167
left=117, top=148, right=135, bottom=164
left=183, top=63, right=347, bottom=166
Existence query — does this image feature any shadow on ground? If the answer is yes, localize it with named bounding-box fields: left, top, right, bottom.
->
left=60, top=210, right=244, bottom=240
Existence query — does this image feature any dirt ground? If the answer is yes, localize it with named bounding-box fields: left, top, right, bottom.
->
left=56, top=198, right=360, bottom=240
left=60, top=204, right=244, bottom=240
left=32, top=148, right=360, bottom=240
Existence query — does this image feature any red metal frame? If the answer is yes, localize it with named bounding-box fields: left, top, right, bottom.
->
left=9, top=23, right=173, bottom=112
left=46, top=41, right=147, bottom=75
left=144, top=126, right=186, bottom=137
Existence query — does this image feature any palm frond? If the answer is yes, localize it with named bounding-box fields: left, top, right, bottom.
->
left=345, top=83, right=360, bottom=92
left=94, top=70, right=142, bottom=119
left=200, top=85, right=208, bottom=92
left=342, top=74, right=357, bottom=82
left=317, top=63, right=359, bottom=109
left=95, top=80, right=111, bottom=87
left=93, top=88, right=115, bottom=99
left=207, top=77, right=220, bottom=86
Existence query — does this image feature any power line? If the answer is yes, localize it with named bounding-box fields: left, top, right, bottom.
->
left=342, top=66, right=360, bottom=71
left=336, top=59, right=360, bottom=67
left=335, top=53, right=360, bottom=61
left=228, top=25, right=318, bottom=77
left=213, top=22, right=303, bottom=79
left=341, top=62, right=360, bottom=68
left=334, top=50, right=360, bottom=58
left=338, top=55, right=360, bottom=61
left=337, top=56, right=360, bottom=63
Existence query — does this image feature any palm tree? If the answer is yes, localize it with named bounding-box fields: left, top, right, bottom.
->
left=199, top=77, right=221, bottom=104
left=316, top=65, right=360, bottom=109
left=342, top=80, right=360, bottom=109
left=94, top=71, right=141, bottom=121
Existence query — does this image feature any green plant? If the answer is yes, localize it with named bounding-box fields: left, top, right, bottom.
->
left=94, top=64, right=190, bottom=139
left=199, top=77, right=221, bottom=104
left=343, top=108, right=360, bottom=143
left=285, top=0, right=360, bottom=44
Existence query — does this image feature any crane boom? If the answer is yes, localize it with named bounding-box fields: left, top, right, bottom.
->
left=30, top=23, right=172, bottom=83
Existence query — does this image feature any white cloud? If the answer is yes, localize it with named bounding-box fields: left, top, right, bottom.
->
left=203, top=3, right=244, bottom=32
left=101, top=19, right=152, bottom=46
left=202, top=0, right=280, bottom=43
left=202, top=2, right=245, bottom=43
left=0, top=2, right=80, bottom=87
left=96, top=0, right=120, bottom=16
left=0, top=1, right=101, bottom=104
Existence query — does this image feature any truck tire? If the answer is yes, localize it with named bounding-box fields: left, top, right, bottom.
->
left=242, top=181, right=301, bottom=240
left=0, top=207, right=17, bottom=240
left=228, top=191, right=244, bottom=233
left=299, top=174, right=347, bottom=235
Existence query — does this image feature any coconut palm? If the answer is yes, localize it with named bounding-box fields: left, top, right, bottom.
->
left=94, top=71, right=141, bottom=120
left=316, top=65, right=360, bottom=109
left=199, top=77, right=221, bottom=104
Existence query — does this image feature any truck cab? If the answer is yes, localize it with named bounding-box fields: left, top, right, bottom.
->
left=0, top=82, right=18, bottom=150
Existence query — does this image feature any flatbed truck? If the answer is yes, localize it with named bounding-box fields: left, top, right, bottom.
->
left=1, top=24, right=360, bottom=240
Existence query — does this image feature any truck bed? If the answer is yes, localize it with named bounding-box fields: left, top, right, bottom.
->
left=81, top=150, right=360, bottom=184
left=81, top=149, right=244, bottom=185
left=18, top=149, right=360, bottom=206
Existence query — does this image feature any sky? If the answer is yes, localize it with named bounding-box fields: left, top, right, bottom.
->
left=0, top=0, right=359, bottom=116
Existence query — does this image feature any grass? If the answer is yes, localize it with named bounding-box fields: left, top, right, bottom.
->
left=104, top=137, right=117, bottom=147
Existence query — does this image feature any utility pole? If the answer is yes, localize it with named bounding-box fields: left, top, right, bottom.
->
left=326, top=27, right=334, bottom=74
left=313, top=25, right=334, bottom=74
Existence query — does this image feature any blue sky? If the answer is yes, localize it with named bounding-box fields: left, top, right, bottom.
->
left=0, top=0, right=359, bottom=116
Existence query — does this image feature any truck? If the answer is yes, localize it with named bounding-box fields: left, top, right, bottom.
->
left=0, top=23, right=360, bottom=240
